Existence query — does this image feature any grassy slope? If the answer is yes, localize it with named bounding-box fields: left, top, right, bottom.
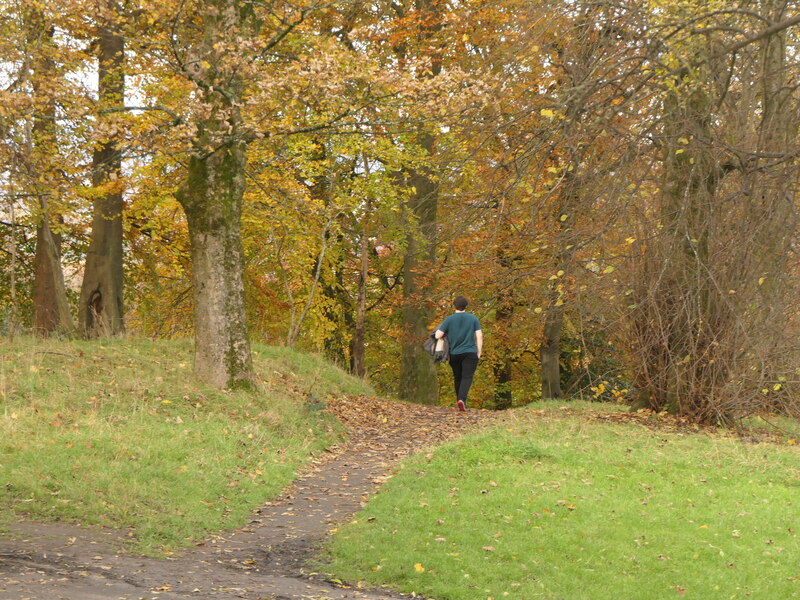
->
left=0, top=337, right=372, bottom=554
left=324, top=402, right=800, bottom=600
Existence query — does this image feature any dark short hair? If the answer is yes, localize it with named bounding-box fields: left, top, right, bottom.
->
left=453, top=296, right=468, bottom=310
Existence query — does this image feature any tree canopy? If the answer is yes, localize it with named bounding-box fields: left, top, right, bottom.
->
left=2, top=0, right=800, bottom=423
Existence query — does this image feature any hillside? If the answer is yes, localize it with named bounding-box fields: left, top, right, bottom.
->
left=0, top=337, right=372, bottom=553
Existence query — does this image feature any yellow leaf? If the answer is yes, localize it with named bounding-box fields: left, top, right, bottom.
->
left=699, top=525, right=708, bottom=529
left=675, top=149, right=685, bottom=155
left=774, top=384, right=782, bottom=391
left=414, top=563, right=425, bottom=573
left=540, top=108, right=555, bottom=119
left=559, top=214, right=568, bottom=221
left=625, top=237, right=636, bottom=244
left=788, top=439, right=797, bottom=445
left=603, top=266, right=615, bottom=274
left=758, top=277, right=765, bottom=286
left=534, top=307, right=542, bottom=314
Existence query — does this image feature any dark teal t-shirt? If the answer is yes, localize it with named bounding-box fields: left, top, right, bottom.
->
left=438, top=312, right=481, bottom=355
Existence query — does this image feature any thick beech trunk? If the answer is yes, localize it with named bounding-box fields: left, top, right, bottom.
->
left=170, top=0, right=259, bottom=389
left=177, top=147, right=254, bottom=389
left=79, top=15, right=124, bottom=337
left=398, top=0, right=441, bottom=404
left=398, top=134, right=439, bottom=404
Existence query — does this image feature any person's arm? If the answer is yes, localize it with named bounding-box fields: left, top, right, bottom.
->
left=435, top=317, right=447, bottom=339
left=475, top=329, right=483, bottom=358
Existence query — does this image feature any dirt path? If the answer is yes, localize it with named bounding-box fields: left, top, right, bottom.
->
left=0, top=397, right=500, bottom=600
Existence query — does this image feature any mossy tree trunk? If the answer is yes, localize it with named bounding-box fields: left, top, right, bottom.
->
left=397, top=0, right=442, bottom=405
left=176, top=149, right=254, bottom=389
left=398, top=131, right=439, bottom=404
left=173, top=0, right=256, bottom=389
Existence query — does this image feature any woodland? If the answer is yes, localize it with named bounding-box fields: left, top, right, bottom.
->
left=2, top=0, right=800, bottom=425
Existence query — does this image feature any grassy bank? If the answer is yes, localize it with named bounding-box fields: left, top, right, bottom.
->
left=0, top=336, right=372, bottom=554
left=324, top=402, right=800, bottom=599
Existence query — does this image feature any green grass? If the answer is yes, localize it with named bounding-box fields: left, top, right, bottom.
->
left=323, top=402, right=800, bottom=599
left=0, top=336, right=372, bottom=554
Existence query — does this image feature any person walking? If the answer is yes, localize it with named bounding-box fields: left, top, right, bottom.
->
left=435, top=296, right=482, bottom=411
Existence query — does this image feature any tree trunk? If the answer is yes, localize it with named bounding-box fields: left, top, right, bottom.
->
left=26, top=14, right=75, bottom=336
left=352, top=224, right=370, bottom=378
left=33, top=205, right=74, bottom=335
left=398, top=133, right=439, bottom=404
left=171, top=0, right=260, bottom=389
left=493, top=238, right=516, bottom=409
left=79, top=11, right=124, bottom=337
left=177, top=149, right=254, bottom=389
left=540, top=285, right=564, bottom=399
left=398, top=0, right=442, bottom=405
left=492, top=299, right=514, bottom=409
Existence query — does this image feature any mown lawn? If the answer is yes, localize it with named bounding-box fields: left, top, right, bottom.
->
left=0, top=337, right=372, bottom=554
left=323, top=402, right=800, bottom=600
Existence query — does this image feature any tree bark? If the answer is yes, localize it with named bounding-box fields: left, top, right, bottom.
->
left=33, top=204, right=74, bottom=335
left=172, top=0, right=257, bottom=389
left=398, top=132, right=439, bottom=404
left=397, top=0, right=442, bottom=405
left=79, top=10, right=124, bottom=337
left=177, top=149, right=254, bottom=389
left=493, top=241, right=516, bottom=409
left=540, top=285, right=564, bottom=399
left=492, top=319, right=514, bottom=408
left=26, top=14, right=75, bottom=336
left=352, top=222, right=370, bottom=378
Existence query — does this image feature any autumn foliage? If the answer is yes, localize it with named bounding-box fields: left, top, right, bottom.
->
left=1, top=0, right=800, bottom=423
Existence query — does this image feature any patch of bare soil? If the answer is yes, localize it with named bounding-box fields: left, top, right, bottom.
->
left=0, top=396, right=500, bottom=600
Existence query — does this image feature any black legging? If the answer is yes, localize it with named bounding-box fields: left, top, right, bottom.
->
left=449, top=352, right=479, bottom=405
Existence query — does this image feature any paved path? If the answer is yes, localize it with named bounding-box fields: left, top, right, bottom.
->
left=0, top=397, right=499, bottom=600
